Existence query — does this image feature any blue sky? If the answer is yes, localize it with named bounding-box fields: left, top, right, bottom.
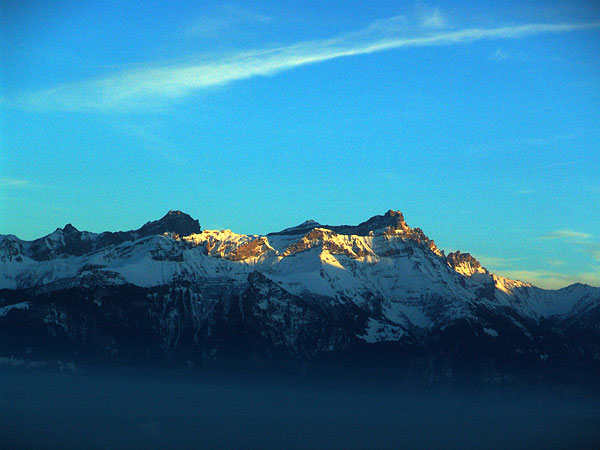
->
left=1, top=1, right=599, bottom=288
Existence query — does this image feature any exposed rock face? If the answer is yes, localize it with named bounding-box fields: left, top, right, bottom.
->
left=281, top=228, right=371, bottom=259
left=1, top=209, right=599, bottom=387
left=230, top=237, right=273, bottom=261
left=269, top=220, right=322, bottom=236
left=269, top=210, right=442, bottom=256
left=0, top=236, right=24, bottom=263
left=138, top=210, right=201, bottom=237
left=329, top=209, right=409, bottom=235
left=269, top=210, right=410, bottom=237
left=18, top=210, right=201, bottom=262
left=62, top=223, right=79, bottom=234
left=446, top=251, right=486, bottom=277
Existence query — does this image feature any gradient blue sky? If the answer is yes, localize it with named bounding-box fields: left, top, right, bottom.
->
left=1, top=1, right=599, bottom=288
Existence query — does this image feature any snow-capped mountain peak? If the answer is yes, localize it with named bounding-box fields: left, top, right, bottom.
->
left=1, top=209, right=599, bottom=384
left=446, top=251, right=487, bottom=277
left=137, top=210, right=201, bottom=238
left=61, top=223, right=79, bottom=234
left=268, top=219, right=323, bottom=236
left=0, top=209, right=597, bottom=321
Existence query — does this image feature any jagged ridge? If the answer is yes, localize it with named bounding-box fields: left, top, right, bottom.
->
left=0, top=209, right=598, bottom=386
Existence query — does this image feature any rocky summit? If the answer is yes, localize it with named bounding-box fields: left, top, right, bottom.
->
left=1, top=210, right=599, bottom=387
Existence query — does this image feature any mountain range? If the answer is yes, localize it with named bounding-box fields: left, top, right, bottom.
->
left=1, top=210, right=598, bottom=387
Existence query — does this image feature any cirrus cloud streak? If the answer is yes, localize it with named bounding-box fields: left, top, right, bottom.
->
left=14, top=19, right=600, bottom=113
left=542, top=229, right=592, bottom=240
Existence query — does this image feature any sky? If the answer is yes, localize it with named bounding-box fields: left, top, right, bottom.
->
left=1, top=0, right=599, bottom=289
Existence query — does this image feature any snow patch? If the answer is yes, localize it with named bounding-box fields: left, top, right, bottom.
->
left=0, top=301, right=30, bottom=316
left=483, top=327, right=499, bottom=338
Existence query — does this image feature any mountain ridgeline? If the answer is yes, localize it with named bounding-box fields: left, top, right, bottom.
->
left=1, top=210, right=599, bottom=387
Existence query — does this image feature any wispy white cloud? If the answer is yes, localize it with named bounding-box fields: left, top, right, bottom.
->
left=541, top=229, right=600, bottom=263
left=416, top=3, right=448, bottom=29
left=0, top=177, right=52, bottom=191
left=542, top=229, right=592, bottom=240
left=581, top=242, right=600, bottom=261
left=500, top=268, right=600, bottom=289
left=474, top=247, right=600, bottom=288
left=490, top=48, right=510, bottom=61
left=517, top=188, right=536, bottom=195
left=14, top=18, right=600, bottom=113
left=477, top=241, right=600, bottom=288
left=218, top=4, right=271, bottom=23
left=185, top=17, right=234, bottom=37
left=184, top=4, right=271, bottom=37
left=477, top=251, right=599, bottom=289
left=475, top=255, right=518, bottom=268
left=536, top=159, right=586, bottom=170
left=0, top=178, right=30, bottom=188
